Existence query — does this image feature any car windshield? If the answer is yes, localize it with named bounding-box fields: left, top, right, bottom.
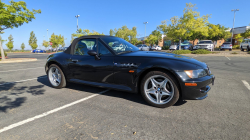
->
left=199, top=41, right=212, bottom=44
left=181, top=42, right=189, bottom=45
left=101, top=37, right=140, bottom=54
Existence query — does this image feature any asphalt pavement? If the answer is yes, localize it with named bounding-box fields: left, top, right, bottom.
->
left=0, top=53, right=250, bottom=140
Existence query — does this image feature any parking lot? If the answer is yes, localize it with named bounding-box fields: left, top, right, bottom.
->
left=0, top=53, right=250, bottom=140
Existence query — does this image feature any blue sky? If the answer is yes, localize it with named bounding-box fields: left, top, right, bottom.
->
left=1, top=0, right=250, bottom=50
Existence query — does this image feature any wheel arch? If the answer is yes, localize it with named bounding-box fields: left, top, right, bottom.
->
left=46, top=60, right=68, bottom=80
left=137, top=67, right=183, bottom=98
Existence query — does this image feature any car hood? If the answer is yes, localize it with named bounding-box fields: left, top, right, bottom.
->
left=120, top=51, right=207, bottom=68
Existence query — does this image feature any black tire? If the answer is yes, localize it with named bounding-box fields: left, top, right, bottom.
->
left=229, top=49, right=232, bottom=51
left=247, top=46, right=250, bottom=52
left=241, top=46, right=244, bottom=52
left=140, top=71, right=180, bottom=108
left=47, top=64, right=66, bottom=89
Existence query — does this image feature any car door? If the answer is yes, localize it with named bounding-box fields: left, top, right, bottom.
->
left=68, top=38, right=115, bottom=84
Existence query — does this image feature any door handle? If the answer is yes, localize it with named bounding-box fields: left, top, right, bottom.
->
left=71, top=59, right=78, bottom=62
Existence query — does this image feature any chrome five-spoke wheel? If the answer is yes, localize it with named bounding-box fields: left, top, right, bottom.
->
left=141, top=71, right=179, bottom=108
left=144, top=75, right=174, bottom=104
left=47, top=64, right=66, bottom=88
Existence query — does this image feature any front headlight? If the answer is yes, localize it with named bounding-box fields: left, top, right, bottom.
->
left=184, top=69, right=207, bottom=78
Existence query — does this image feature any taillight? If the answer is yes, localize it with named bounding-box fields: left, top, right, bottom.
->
left=230, top=45, right=232, bottom=46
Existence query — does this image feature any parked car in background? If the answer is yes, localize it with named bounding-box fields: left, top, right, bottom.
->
left=136, top=44, right=150, bottom=51
left=240, top=39, right=250, bottom=52
left=219, top=42, right=232, bottom=51
left=32, top=49, right=46, bottom=53
left=193, top=40, right=214, bottom=51
left=150, top=45, right=162, bottom=51
left=169, top=45, right=177, bottom=50
left=178, top=41, right=193, bottom=50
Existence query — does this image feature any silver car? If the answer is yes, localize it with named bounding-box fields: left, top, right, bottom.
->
left=169, top=45, right=177, bottom=50
left=137, top=44, right=150, bottom=51
left=220, top=42, right=232, bottom=51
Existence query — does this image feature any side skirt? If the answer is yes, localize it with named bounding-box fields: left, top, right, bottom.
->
left=69, top=79, right=133, bottom=92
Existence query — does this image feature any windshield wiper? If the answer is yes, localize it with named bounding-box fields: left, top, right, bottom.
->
left=117, top=51, right=133, bottom=54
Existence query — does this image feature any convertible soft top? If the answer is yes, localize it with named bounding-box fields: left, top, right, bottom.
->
left=64, top=35, right=116, bottom=54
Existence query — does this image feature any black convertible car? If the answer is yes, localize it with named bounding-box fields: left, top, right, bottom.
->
left=45, top=35, right=215, bottom=108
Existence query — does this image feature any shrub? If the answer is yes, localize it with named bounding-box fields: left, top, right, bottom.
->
left=233, top=45, right=240, bottom=49
left=0, top=51, right=7, bottom=58
left=162, top=46, right=169, bottom=50
left=172, top=50, right=191, bottom=54
left=191, top=50, right=211, bottom=54
left=248, top=51, right=250, bottom=54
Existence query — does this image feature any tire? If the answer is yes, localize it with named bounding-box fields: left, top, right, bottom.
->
left=47, top=64, right=66, bottom=89
left=140, top=71, right=180, bottom=108
left=229, top=49, right=232, bottom=51
left=241, top=46, right=244, bottom=52
left=247, top=46, right=250, bottom=52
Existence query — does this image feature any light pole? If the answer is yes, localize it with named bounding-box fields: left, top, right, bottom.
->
left=143, top=22, right=148, bottom=41
left=75, top=15, right=80, bottom=32
left=231, top=9, right=239, bottom=45
left=47, top=29, right=48, bottom=41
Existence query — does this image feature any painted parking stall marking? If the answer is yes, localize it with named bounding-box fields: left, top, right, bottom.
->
left=0, top=89, right=109, bottom=134
left=0, top=76, right=47, bottom=86
left=242, top=80, right=250, bottom=91
left=0, top=67, right=43, bottom=72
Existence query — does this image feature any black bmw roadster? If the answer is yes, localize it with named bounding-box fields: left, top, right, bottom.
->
left=45, top=35, right=215, bottom=108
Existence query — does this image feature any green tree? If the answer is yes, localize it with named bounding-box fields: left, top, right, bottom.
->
left=241, top=29, right=250, bottom=39
left=21, top=43, right=25, bottom=51
left=158, top=3, right=210, bottom=50
left=0, top=0, right=41, bottom=60
left=109, top=29, right=114, bottom=36
left=42, top=40, right=49, bottom=49
left=110, top=25, right=138, bottom=44
left=235, top=34, right=243, bottom=44
left=145, top=34, right=158, bottom=46
left=207, top=24, right=231, bottom=44
left=6, top=34, right=14, bottom=51
left=29, top=31, right=38, bottom=50
left=50, top=33, right=64, bottom=52
left=71, top=28, right=104, bottom=39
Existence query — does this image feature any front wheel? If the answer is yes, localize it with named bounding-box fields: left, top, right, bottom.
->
left=48, top=64, right=66, bottom=89
left=140, top=71, right=180, bottom=108
left=241, top=46, right=244, bottom=51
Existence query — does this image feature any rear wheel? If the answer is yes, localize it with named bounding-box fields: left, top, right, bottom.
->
left=229, top=49, right=232, bottom=51
left=48, top=64, right=66, bottom=89
left=140, top=71, right=179, bottom=108
left=247, top=46, right=250, bottom=52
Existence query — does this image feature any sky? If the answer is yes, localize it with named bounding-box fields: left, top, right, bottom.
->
left=1, top=0, right=250, bottom=50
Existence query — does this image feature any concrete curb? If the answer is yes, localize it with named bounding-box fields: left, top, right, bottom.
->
left=0, top=58, right=37, bottom=63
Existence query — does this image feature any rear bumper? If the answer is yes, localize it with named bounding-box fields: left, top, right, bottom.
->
left=180, top=74, right=215, bottom=100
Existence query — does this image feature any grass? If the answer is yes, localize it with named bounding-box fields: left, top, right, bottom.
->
left=172, top=50, right=191, bottom=54
left=191, top=49, right=211, bottom=54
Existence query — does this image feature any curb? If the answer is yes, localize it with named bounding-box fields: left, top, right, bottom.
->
left=0, top=58, right=37, bottom=63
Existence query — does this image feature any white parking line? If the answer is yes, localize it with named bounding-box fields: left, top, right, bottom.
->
left=0, top=76, right=47, bottom=86
left=0, top=89, right=109, bottom=133
left=225, top=56, right=230, bottom=60
left=0, top=67, right=43, bottom=72
left=242, top=80, right=250, bottom=91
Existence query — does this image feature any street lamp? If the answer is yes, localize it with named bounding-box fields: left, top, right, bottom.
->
left=143, top=22, right=148, bottom=40
left=47, top=29, right=48, bottom=41
left=231, top=9, right=239, bottom=45
left=75, top=15, right=80, bottom=32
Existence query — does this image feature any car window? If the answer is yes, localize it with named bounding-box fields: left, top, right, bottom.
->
left=74, top=39, right=96, bottom=55
left=143, top=45, right=147, bottom=47
left=97, top=41, right=112, bottom=56
left=137, top=45, right=142, bottom=47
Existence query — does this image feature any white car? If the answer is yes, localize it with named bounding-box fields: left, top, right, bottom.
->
left=169, top=45, right=177, bottom=50
left=193, top=40, right=214, bottom=51
left=220, top=42, right=232, bottom=51
left=136, top=44, right=150, bottom=51
left=151, top=46, right=162, bottom=51
left=240, top=39, right=250, bottom=51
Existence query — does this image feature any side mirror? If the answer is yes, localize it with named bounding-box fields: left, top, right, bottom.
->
left=87, top=50, right=100, bottom=60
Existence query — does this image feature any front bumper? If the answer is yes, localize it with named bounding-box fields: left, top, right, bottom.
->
left=179, top=74, right=215, bottom=100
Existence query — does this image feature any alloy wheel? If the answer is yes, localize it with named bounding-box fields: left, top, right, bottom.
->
left=48, top=66, right=61, bottom=87
left=144, top=75, right=174, bottom=105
